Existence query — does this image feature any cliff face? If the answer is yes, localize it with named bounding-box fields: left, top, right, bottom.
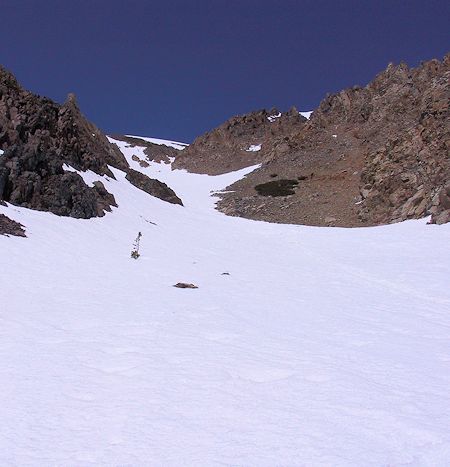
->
left=210, top=55, right=449, bottom=226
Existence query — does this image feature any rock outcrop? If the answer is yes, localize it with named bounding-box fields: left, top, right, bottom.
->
left=0, top=66, right=127, bottom=218
left=0, top=213, right=26, bottom=237
left=0, top=66, right=183, bottom=226
left=211, top=54, right=449, bottom=226
left=125, top=168, right=183, bottom=205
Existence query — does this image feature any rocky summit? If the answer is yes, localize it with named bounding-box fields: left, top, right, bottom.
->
left=173, top=55, right=449, bottom=227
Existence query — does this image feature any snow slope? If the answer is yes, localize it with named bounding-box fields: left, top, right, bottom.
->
left=1, top=137, right=450, bottom=466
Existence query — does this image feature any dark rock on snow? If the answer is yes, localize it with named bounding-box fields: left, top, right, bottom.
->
left=125, top=168, right=183, bottom=205
left=0, top=213, right=26, bottom=237
left=173, top=282, right=198, bottom=289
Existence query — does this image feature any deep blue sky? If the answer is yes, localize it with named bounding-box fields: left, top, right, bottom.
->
left=1, top=0, right=449, bottom=142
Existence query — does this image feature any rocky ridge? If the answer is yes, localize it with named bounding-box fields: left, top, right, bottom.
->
left=195, top=55, right=450, bottom=226
left=0, top=66, right=183, bottom=235
left=172, top=107, right=307, bottom=175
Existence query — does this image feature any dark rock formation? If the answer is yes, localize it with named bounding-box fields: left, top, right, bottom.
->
left=214, top=54, right=449, bottom=226
left=0, top=144, right=117, bottom=218
left=125, top=168, right=183, bottom=205
left=0, top=213, right=26, bottom=237
left=0, top=66, right=183, bottom=222
left=0, top=65, right=127, bottom=218
left=173, top=107, right=306, bottom=175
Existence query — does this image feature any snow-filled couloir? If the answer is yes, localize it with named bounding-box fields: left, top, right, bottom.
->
left=1, top=136, right=450, bottom=466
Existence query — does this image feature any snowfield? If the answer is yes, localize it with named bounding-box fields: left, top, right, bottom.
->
left=1, top=137, right=450, bottom=466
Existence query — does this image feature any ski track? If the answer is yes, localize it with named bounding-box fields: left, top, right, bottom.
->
left=1, top=137, right=450, bottom=466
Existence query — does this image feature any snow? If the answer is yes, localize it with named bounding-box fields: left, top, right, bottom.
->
left=332, top=134, right=338, bottom=138
left=246, top=143, right=262, bottom=152
left=2, top=137, right=450, bottom=465
left=0, top=149, right=4, bottom=155
left=300, top=110, right=313, bottom=119
left=267, top=112, right=281, bottom=122
left=124, top=135, right=188, bottom=150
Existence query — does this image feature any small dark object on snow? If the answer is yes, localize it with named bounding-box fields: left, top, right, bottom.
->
left=221, top=272, right=230, bottom=275
left=173, top=282, right=198, bottom=289
left=131, top=232, right=142, bottom=259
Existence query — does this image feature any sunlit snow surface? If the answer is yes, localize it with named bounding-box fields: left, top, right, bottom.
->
left=1, top=137, right=450, bottom=466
